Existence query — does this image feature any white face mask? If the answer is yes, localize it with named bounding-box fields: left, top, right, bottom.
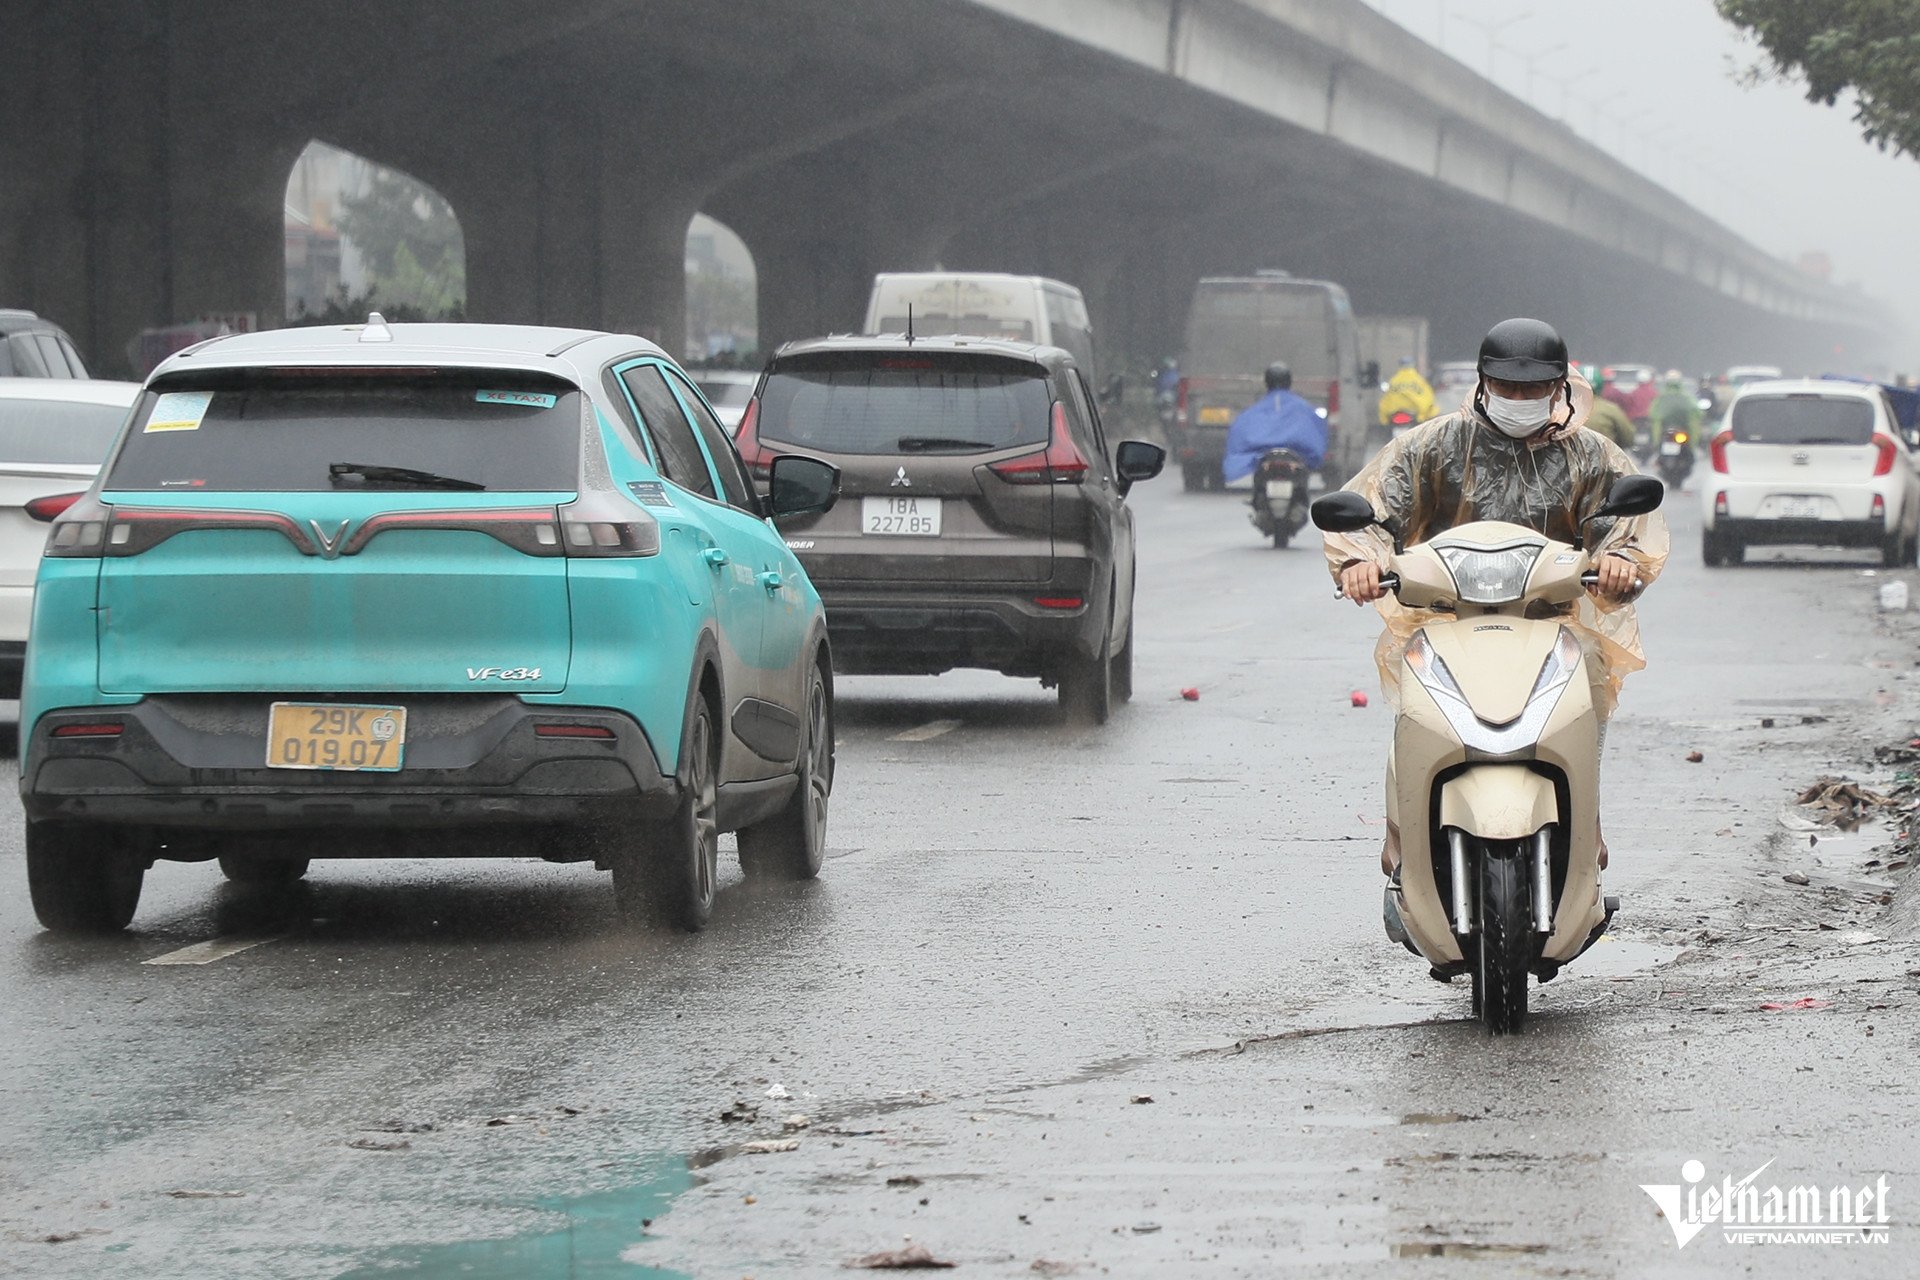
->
left=1485, top=390, right=1557, bottom=437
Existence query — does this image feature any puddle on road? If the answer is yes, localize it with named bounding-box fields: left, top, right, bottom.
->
left=1569, top=935, right=1681, bottom=978
left=332, top=1153, right=692, bottom=1279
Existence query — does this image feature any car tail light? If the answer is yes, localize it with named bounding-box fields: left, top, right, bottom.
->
left=1033, top=596, right=1083, bottom=610
left=1709, top=429, right=1733, bottom=473
left=52, top=722, right=124, bottom=739
left=1872, top=433, right=1898, bottom=477
left=1714, top=491, right=1729, bottom=517
left=734, top=397, right=773, bottom=481
left=1326, top=378, right=1341, bottom=421
left=989, top=403, right=1088, bottom=485
left=558, top=494, right=660, bottom=557
left=533, top=722, right=616, bottom=739
left=26, top=492, right=85, bottom=522
left=1872, top=494, right=1887, bottom=522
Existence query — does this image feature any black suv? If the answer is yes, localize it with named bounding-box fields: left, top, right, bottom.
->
left=0, top=310, right=89, bottom=378
left=735, top=335, right=1163, bottom=723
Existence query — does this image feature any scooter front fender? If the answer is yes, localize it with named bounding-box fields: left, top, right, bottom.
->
left=1438, top=766, right=1556, bottom=840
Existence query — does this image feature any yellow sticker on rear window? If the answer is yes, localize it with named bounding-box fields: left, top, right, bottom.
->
left=145, top=391, right=213, bottom=433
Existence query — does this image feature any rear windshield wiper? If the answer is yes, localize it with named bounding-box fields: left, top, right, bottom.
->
left=329, top=462, right=486, bottom=491
left=896, top=436, right=999, bottom=453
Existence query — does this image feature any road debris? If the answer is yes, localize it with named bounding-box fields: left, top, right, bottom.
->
left=1350, top=690, right=1369, bottom=708
left=1179, top=687, right=1200, bottom=701
left=1783, top=872, right=1811, bottom=886
left=719, top=1100, right=759, bottom=1123
left=164, top=1189, right=246, bottom=1199
left=345, top=1137, right=411, bottom=1152
left=1795, top=777, right=1895, bottom=831
left=1685, top=750, right=1704, bottom=763
left=783, top=1113, right=813, bottom=1131
left=742, top=1138, right=800, bottom=1154
left=848, top=1242, right=956, bottom=1269
left=1759, top=997, right=1829, bottom=1012
left=765, top=1082, right=792, bottom=1100
left=1129, top=1094, right=1154, bottom=1104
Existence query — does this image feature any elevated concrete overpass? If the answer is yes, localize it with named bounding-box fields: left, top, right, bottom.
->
left=0, top=0, right=1893, bottom=378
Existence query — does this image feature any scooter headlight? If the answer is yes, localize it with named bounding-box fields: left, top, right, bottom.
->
left=1434, top=543, right=1545, bottom=605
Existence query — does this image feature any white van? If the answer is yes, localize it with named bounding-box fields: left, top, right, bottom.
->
left=864, top=274, right=1095, bottom=376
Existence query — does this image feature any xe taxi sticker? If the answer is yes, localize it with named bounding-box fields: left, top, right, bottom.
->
left=145, top=391, right=214, bottom=432
left=475, top=390, right=559, bottom=409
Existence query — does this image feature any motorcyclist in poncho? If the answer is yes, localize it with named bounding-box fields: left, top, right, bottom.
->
left=1222, top=361, right=1328, bottom=488
left=1323, top=318, right=1670, bottom=879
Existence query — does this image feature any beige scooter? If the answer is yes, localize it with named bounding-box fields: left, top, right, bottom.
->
left=1313, top=476, right=1663, bottom=1033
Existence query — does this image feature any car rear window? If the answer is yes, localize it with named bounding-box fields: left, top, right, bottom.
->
left=1186, top=284, right=1334, bottom=380
left=756, top=356, right=1051, bottom=456
left=1731, top=395, right=1875, bottom=446
left=105, top=374, right=580, bottom=492
left=0, top=397, right=130, bottom=464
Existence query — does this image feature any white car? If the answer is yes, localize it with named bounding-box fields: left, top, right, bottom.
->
left=0, top=378, right=139, bottom=693
left=693, top=371, right=758, bottom=434
left=1701, top=379, right=1920, bottom=567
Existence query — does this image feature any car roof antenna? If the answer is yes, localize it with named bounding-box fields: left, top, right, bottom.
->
left=906, top=304, right=915, bottom=346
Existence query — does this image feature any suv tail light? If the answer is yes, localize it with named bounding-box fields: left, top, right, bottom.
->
left=26, top=492, right=85, bottom=523
left=1709, top=428, right=1733, bottom=473
left=1873, top=432, right=1898, bottom=477
left=734, top=397, right=773, bottom=481
left=989, top=403, right=1089, bottom=485
left=558, top=493, right=661, bottom=557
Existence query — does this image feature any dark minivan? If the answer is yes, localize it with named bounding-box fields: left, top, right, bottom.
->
left=735, top=336, right=1163, bottom=723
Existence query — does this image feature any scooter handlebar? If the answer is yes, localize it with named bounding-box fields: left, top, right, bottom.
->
left=1334, top=572, right=1400, bottom=600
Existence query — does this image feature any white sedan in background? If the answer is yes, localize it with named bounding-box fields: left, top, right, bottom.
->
left=1701, top=378, right=1920, bottom=567
left=0, top=378, right=139, bottom=694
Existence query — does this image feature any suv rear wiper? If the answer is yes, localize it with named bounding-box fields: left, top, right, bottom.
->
left=896, top=436, right=998, bottom=453
left=329, top=462, right=486, bottom=491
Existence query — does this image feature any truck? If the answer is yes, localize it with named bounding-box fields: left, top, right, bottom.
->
left=1355, top=315, right=1429, bottom=385
left=1172, top=273, right=1379, bottom=490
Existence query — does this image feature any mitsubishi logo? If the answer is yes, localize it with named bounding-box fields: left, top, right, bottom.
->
left=891, top=466, right=912, bottom=488
left=309, top=518, right=351, bottom=559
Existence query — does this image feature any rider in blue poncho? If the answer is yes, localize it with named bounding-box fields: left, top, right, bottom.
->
left=1223, top=362, right=1328, bottom=486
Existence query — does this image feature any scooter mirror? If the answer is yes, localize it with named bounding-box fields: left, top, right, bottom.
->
left=1593, top=474, right=1665, bottom=519
left=1309, top=490, right=1378, bottom=533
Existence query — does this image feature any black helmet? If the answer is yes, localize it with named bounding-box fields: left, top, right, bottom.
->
left=1477, top=318, right=1568, bottom=383
left=1264, top=361, right=1293, bottom=391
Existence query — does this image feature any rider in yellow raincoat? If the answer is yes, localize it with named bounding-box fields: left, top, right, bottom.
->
left=1324, top=319, right=1669, bottom=875
left=1377, top=362, right=1438, bottom=428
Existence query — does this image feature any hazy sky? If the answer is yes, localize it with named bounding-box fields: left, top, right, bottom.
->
left=1365, top=0, right=1920, bottom=344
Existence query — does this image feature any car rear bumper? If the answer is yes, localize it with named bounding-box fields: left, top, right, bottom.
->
left=816, top=574, right=1104, bottom=678
left=20, top=695, right=675, bottom=830
left=1707, top=516, right=1889, bottom=548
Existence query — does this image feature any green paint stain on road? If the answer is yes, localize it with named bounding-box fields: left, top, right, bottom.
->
left=334, top=1156, right=693, bottom=1279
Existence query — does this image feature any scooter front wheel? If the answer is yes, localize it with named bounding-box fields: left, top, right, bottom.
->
left=1472, top=847, right=1533, bottom=1034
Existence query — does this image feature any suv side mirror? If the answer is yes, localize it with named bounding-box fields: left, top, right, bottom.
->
left=767, top=455, right=840, bottom=520
left=1115, top=440, right=1165, bottom=494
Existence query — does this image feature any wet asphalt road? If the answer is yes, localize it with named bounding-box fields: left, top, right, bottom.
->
left=2, top=473, right=1919, bottom=1279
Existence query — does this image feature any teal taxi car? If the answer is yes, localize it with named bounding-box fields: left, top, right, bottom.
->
left=18, top=318, right=840, bottom=933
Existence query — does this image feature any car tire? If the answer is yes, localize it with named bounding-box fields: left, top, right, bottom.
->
left=26, top=822, right=148, bottom=934
left=1180, top=461, right=1206, bottom=493
left=1109, top=608, right=1135, bottom=705
left=1702, top=530, right=1727, bottom=567
left=218, top=854, right=310, bottom=886
left=738, top=662, right=832, bottom=881
left=1882, top=525, right=1907, bottom=568
left=613, top=693, right=719, bottom=932
left=1060, top=626, right=1113, bottom=726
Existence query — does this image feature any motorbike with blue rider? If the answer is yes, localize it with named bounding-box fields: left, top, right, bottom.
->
left=1224, top=362, right=1331, bottom=548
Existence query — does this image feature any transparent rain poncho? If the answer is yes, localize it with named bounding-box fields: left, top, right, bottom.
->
left=1323, top=372, right=1670, bottom=714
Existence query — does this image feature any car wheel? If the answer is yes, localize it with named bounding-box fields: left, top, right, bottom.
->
left=1701, top=530, right=1727, bottom=568
left=1108, top=608, right=1135, bottom=705
left=1180, top=461, right=1206, bottom=493
left=218, top=854, right=310, bottom=886
left=613, top=694, right=719, bottom=931
left=1882, top=525, right=1906, bottom=568
left=738, top=662, right=832, bottom=881
left=26, top=822, right=148, bottom=933
left=1059, top=626, right=1113, bottom=726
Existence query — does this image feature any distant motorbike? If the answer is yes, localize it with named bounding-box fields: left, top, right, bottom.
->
left=1310, top=474, right=1665, bottom=1033
left=1249, top=448, right=1316, bottom=548
left=1656, top=423, right=1695, bottom=487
